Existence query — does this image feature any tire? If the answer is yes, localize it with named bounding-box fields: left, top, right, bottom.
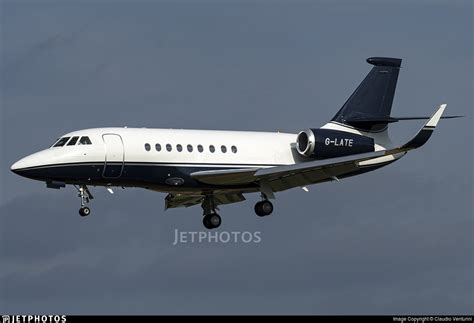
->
left=261, top=200, right=273, bottom=215
left=79, top=207, right=91, bottom=217
left=255, top=201, right=273, bottom=217
left=254, top=201, right=265, bottom=217
left=203, top=213, right=221, bottom=229
left=203, top=215, right=212, bottom=229
left=208, top=213, right=221, bottom=228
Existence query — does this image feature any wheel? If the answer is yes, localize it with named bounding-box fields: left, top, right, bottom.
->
left=203, top=215, right=211, bottom=229
left=209, top=213, right=221, bottom=228
left=254, top=202, right=264, bottom=217
left=255, top=201, right=273, bottom=217
left=261, top=200, right=273, bottom=215
left=79, top=206, right=91, bottom=217
left=203, top=213, right=221, bottom=229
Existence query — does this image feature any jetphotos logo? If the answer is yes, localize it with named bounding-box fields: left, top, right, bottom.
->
left=1, top=316, right=66, bottom=323
left=172, top=229, right=262, bottom=245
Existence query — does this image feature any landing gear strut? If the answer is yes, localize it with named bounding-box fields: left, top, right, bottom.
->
left=75, top=185, right=94, bottom=217
left=255, top=195, right=273, bottom=217
left=201, top=195, right=221, bottom=229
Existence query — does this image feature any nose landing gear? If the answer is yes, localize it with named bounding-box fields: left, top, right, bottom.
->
left=79, top=206, right=91, bottom=217
left=75, top=185, right=94, bottom=217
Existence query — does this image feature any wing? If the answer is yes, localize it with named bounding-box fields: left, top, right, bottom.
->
left=191, top=104, right=447, bottom=192
left=190, top=168, right=259, bottom=185
left=254, top=151, right=386, bottom=192
left=190, top=151, right=386, bottom=192
left=165, top=192, right=246, bottom=210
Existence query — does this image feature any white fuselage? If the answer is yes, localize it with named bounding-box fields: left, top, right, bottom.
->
left=12, top=127, right=300, bottom=170
left=11, top=128, right=310, bottom=194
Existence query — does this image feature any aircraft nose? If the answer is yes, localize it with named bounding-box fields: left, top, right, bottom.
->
left=10, top=151, right=51, bottom=178
left=10, top=159, right=23, bottom=174
left=11, top=157, right=30, bottom=175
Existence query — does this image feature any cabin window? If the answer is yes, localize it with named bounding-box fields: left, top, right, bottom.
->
left=144, top=143, right=151, bottom=151
left=209, top=145, right=215, bottom=153
left=53, top=137, right=70, bottom=147
left=155, top=143, right=161, bottom=151
left=187, top=144, right=193, bottom=152
left=78, top=136, right=92, bottom=145
left=67, top=136, right=79, bottom=146
left=198, top=145, right=203, bottom=153
left=166, top=144, right=172, bottom=152
left=177, top=144, right=183, bottom=152
left=231, top=145, right=237, bottom=153
left=221, top=145, right=227, bottom=153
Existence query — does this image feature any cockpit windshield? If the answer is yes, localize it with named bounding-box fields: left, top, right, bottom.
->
left=50, top=138, right=60, bottom=147
left=67, top=136, right=79, bottom=146
left=53, top=137, right=71, bottom=147
left=51, top=136, right=92, bottom=147
left=78, top=136, right=92, bottom=145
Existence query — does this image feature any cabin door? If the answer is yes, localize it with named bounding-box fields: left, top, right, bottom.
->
left=102, top=134, right=124, bottom=178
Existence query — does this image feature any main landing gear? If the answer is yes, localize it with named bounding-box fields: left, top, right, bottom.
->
left=75, top=185, right=94, bottom=217
left=201, top=196, right=221, bottom=230
left=199, top=194, right=274, bottom=229
left=254, top=195, right=273, bottom=217
left=203, top=213, right=222, bottom=230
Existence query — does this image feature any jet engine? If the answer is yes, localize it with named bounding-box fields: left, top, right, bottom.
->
left=295, top=128, right=375, bottom=159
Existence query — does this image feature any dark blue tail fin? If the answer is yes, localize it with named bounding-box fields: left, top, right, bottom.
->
left=332, top=57, right=402, bottom=132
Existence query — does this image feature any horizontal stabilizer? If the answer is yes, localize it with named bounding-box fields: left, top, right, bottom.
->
left=392, top=115, right=461, bottom=121
left=346, top=114, right=461, bottom=128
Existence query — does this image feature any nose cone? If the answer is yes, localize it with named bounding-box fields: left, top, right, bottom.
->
left=11, top=156, right=35, bottom=177
left=11, top=159, right=25, bottom=175
left=10, top=159, right=25, bottom=173
left=10, top=150, right=54, bottom=179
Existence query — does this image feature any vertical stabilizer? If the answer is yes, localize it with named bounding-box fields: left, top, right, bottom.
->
left=331, top=57, right=402, bottom=132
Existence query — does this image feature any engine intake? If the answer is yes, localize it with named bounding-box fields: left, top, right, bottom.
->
left=296, top=128, right=375, bottom=159
left=296, top=129, right=316, bottom=156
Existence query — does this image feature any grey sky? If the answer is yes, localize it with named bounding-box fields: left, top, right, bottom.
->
left=0, top=0, right=472, bottom=314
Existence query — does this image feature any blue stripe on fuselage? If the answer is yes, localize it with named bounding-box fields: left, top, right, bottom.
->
left=11, top=162, right=266, bottom=189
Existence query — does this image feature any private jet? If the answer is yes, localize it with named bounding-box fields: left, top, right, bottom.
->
left=11, top=57, right=457, bottom=229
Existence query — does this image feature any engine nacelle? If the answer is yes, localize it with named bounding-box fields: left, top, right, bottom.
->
left=296, top=128, right=375, bottom=159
